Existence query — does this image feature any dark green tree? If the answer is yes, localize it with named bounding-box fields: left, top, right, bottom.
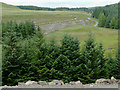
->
left=105, top=16, right=111, bottom=28
left=46, top=39, right=60, bottom=60
left=52, top=54, right=71, bottom=83
left=98, top=13, right=106, bottom=27
left=79, top=33, right=106, bottom=84
left=2, top=28, right=22, bottom=85
left=113, top=49, right=120, bottom=78
left=114, top=19, right=119, bottom=29
left=60, top=35, right=80, bottom=65
left=110, top=17, right=116, bottom=29
left=106, top=54, right=116, bottom=78
left=18, top=40, right=39, bottom=82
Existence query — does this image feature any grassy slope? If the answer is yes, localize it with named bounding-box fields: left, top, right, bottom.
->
left=1, top=2, right=20, bottom=10
left=45, top=25, right=118, bottom=56
left=1, top=2, right=118, bottom=56
left=1, top=2, right=94, bottom=26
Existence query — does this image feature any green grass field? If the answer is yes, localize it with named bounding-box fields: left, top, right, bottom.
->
left=45, top=25, right=118, bottom=56
left=2, top=3, right=93, bottom=25
left=1, top=2, right=118, bottom=56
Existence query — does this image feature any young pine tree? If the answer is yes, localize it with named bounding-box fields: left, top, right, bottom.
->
left=60, top=35, right=80, bottom=65
left=60, top=35, right=82, bottom=81
left=52, top=54, right=71, bottom=83
left=96, top=43, right=107, bottom=79
left=18, top=40, right=39, bottom=82
left=79, top=33, right=106, bottom=84
left=33, top=26, right=45, bottom=60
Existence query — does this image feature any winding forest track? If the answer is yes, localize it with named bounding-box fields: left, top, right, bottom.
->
left=88, top=17, right=98, bottom=27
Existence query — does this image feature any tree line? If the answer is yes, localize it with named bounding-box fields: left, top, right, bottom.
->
left=17, top=6, right=93, bottom=13
left=2, top=21, right=120, bottom=86
left=92, top=3, right=119, bottom=29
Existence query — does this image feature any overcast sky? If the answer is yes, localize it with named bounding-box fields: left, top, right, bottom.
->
left=0, top=0, right=119, bottom=8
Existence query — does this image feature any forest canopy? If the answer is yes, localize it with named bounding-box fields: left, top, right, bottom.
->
left=92, top=3, right=119, bottom=29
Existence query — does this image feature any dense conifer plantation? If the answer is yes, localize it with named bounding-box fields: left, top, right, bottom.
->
left=2, top=21, right=119, bottom=86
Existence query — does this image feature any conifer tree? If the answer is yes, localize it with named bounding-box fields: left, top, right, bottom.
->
left=110, top=17, right=116, bottom=29
left=106, top=54, right=115, bottom=78
left=34, top=27, right=45, bottom=60
left=96, top=43, right=107, bottom=78
left=114, top=19, right=119, bottom=29
left=60, top=35, right=80, bottom=65
left=98, top=13, right=106, bottom=27
left=60, top=35, right=82, bottom=82
left=2, top=21, right=40, bottom=85
left=79, top=33, right=106, bottom=84
left=47, top=39, right=60, bottom=60
left=2, top=24, right=22, bottom=85
left=52, top=54, right=71, bottom=83
left=18, top=40, right=39, bottom=82
left=113, top=48, right=120, bottom=78
left=105, top=16, right=111, bottom=28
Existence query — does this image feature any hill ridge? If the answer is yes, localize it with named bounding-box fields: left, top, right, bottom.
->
left=0, top=2, right=20, bottom=10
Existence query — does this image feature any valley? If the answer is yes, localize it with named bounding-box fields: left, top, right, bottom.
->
left=1, top=2, right=118, bottom=56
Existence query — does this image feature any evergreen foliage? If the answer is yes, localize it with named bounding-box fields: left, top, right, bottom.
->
left=17, top=6, right=93, bottom=13
left=110, top=17, right=116, bottom=29
left=2, top=27, right=23, bottom=85
left=98, top=13, right=106, bottom=27
left=2, top=21, right=119, bottom=86
left=2, top=21, right=42, bottom=85
left=52, top=54, right=71, bottom=83
left=92, top=3, right=119, bottom=29
left=2, top=21, right=36, bottom=39
left=60, top=35, right=80, bottom=64
left=79, top=34, right=107, bottom=84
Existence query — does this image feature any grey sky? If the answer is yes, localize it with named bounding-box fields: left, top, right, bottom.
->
left=0, top=0, right=119, bottom=8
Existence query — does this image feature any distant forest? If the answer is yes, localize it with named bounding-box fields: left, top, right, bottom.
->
left=17, top=6, right=93, bottom=13
left=92, top=4, right=119, bottom=29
